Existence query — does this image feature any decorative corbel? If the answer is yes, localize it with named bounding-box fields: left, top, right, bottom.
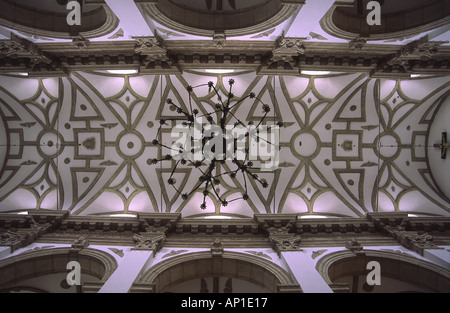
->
left=134, top=36, right=167, bottom=58
left=210, top=238, right=224, bottom=257
left=133, top=233, right=166, bottom=257
left=259, top=36, right=306, bottom=75
left=349, top=36, right=367, bottom=50
left=268, top=227, right=302, bottom=257
left=134, top=36, right=170, bottom=68
left=401, top=36, right=447, bottom=60
left=390, top=228, right=439, bottom=256
left=345, top=239, right=364, bottom=254
left=72, top=35, right=90, bottom=49
left=213, top=32, right=226, bottom=49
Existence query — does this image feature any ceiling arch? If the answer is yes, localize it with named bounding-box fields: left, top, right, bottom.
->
left=0, top=0, right=119, bottom=39
left=321, top=0, right=450, bottom=41
left=139, top=0, right=301, bottom=37
left=317, top=249, right=450, bottom=293
left=138, top=250, right=296, bottom=293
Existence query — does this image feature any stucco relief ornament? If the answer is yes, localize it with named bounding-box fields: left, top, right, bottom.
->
left=345, top=239, right=363, bottom=253
left=0, top=230, right=37, bottom=252
left=0, top=231, right=23, bottom=246
left=0, top=41, right=25, bottom=57
left=71, top=236, right=89, bottom=251
left=211, top=238, right=224, bottom=257
left=133, top=233, right=166, bottom=256
left=405, top=232, right=436, bottom=249
left=269, top=227, right=302, bottom=257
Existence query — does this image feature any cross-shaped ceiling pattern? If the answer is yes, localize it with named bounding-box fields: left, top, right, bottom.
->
left=0, top=71, right=448, bottom=218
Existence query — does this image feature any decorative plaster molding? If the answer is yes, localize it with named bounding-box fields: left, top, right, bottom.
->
left=269, top=228, right=303, bottom=257
left=211, top=239, right=224, bottom=257
left=133, top=233, right=166, bottom=255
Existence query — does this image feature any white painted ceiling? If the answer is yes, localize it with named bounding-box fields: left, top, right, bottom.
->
left=0, top=0, right=449, bottom=219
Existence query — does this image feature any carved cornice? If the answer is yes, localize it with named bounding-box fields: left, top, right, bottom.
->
left=1, top=212, right=449, bottom=251
left=258, top=37, right=307, bottom=75
left=0, top=210, right=69, bottom=252
left=59, top=216, right=141, bottom=233
left=0, top=34, right=67, bottom=76
left=367, top=213, right=450, bottom=255
left=1, top=35, right=449, bottom=77
left=371, top=36, right=449, bottom=78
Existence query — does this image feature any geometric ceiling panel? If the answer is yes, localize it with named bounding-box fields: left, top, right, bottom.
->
left=0, top=71, right=449, bottom=219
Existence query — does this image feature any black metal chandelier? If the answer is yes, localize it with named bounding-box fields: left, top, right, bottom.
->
left=151, top=78, right=282, bottom=210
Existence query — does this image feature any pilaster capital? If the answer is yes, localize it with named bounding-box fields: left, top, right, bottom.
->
left=269, top=228, right=302, bottom=257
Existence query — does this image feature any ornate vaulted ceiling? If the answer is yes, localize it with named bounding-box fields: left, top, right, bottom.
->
left=0, top=0, right=449, bottom=219
left=0, top=71, right=448, bottom=218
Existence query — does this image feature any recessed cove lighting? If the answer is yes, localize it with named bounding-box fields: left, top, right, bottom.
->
left=301, top=70, right=332, bottom=76
left=205, top=69, right=235, bottom=74
left=109, top=214, right=138, bottom=218
left=203, top=215, right=233, bottom=220
left=107, top=69, right=139, bottom=75
left=299, top=215, right=328, bottom=219
left=410, top=74, right=432, bottom=78
left=8, top=72, right=28, bottom=76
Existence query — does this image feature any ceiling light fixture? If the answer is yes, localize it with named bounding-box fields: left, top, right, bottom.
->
left=203, top=215, right=233, bottom=220
left=204, top=69, right=235, bottom=74
left=107, top=69, right=139, bottom=75
left=109, top=214, right=138, bottom=218
left=301, top=70, right=332, bottom=76
left=299, top=215, right=328, bottom=219
left=410, top=74, right=433, bottom=78
left=150, top=79, right=282, bottom=210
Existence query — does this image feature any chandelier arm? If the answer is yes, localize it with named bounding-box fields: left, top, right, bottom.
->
left=227, top=95, right=250, bottom=111
left=192, top=83, right=211, bottom=89
left=210, top=182, right=225, bottom=205
left=213, top=169, right=238, bottom=178
left=185, top=160, right=207, bottom=175
left=255, top=112, right=269, bottom=129
left=226, top=81, right=234, bottom=108
left=212, top=86, right=226, bottom=107
left=171, top=184, right=183, bottom=197
left=197, top=107, right=224, bottom=118
left=188, top=94, right=194, bottom=115
left=227, top=197, right=244, bottom=204
left=202, top=181, right=210, bottom=207
left=225, top=110, right=246, bottom=128
left=157, top=142, right=180, bottom=154
left=187, top=180, right=208, bottom=198
left=248, top=131, right=276, bottom=148
left=169, top=160, right=182, bottom=178
left=168, top=99, right=192, bottom=119
left=241, top=167, right=249, bottom=196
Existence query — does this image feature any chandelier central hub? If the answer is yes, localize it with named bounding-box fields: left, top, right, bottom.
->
left=151, top=79, right=282, bottom=210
